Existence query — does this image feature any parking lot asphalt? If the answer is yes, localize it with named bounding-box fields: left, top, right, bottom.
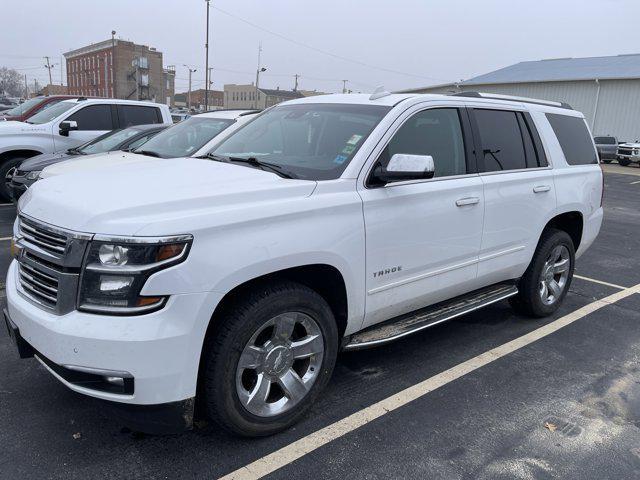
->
left=1, top=169, right=639, bottom=480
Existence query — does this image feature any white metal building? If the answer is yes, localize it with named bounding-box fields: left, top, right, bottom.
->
left=405, top=54, right=640, bottom=141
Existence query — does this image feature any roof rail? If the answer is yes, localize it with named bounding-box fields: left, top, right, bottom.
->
left=451, top=91, right=573, bottom=110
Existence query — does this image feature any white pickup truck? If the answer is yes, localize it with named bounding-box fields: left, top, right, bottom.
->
left=0, top=98, right=172, bottom=200
left=4, top=91, right=603, bottom=436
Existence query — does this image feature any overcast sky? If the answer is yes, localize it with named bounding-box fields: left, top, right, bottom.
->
left=3, top=0, right=639, bottom=94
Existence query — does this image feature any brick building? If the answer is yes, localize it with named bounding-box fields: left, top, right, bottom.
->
left=64, top=39, right=175, bottom=106
left=174, top=89, right=224, bottom=110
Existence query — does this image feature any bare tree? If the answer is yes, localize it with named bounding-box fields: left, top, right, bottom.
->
left=0, top=67, right=24, bottom=97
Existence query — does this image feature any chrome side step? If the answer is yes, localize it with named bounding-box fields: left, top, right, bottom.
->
left=343, top=283, right=518, bottom=351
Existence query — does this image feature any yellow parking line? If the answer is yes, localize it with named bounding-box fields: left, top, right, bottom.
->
left=573, top=274, right=626, bottom=290
left=221, top=284, right=640, bottom=480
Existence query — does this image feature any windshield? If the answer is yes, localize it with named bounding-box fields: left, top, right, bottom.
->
left=2, top=97, right=47, bottom=117
left=79, top=128, right=143, bottom=155
left=212, top=104, right=391, bottom=180
left=27, top=101, right=76, bottom=124
left=133, top=116, right=234, bottom=158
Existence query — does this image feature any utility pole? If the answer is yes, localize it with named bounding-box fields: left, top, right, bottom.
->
left=60, top=56, right=63, bottom=86
left=24, top=74, right=28, bottom=98
left=184, top=65, right=197, bottom=109
left=254, top=43, right=266, bottom=109
left=341, top=79, right=348, bottom=94
left=204, top=0, right=211, bottom=111
left=208, top=67, right=214, bottom=107
left=44, top=56, right=54, bottom=86
left=111, top=30, right=116, bottom=98
left=293, top=74, right=300, bottom=92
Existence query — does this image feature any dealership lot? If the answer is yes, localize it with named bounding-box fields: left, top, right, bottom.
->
left=0, top=167, right=638, bottom=479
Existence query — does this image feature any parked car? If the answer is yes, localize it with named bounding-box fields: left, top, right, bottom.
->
left=171, top=112, right=191, bottom=123
left=0, top=98, right=172, bottom=199
left=593, top=135, right=618, bottom=163
left=5, top=92, right=602, bottom=436
left=39, top=110, right=259, bottom=180
left=616, top=141, right=640, bottom=166
left=0, top=95, right=86, bottom=123
left=7, top=124, right=167, bottom=201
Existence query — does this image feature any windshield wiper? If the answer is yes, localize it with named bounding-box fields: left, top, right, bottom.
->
left=134, top=150, right=162, bottom=158
left=67, top=147, right=86, bottom=155
left=203, top=153, right=297, bottom=179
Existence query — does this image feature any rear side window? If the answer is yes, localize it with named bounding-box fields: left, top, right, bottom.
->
left=66, top=105, right=114, bottom=131
left=117, top=105, right=161, bottom=127
left=474, top=109, right=527, bottom=172
left=546, top=114, right=597, bottom=165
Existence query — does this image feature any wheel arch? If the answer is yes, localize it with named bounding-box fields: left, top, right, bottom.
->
left=542, top=210, right=584, bottom=251
left=0, top=148, right=43, bottom=164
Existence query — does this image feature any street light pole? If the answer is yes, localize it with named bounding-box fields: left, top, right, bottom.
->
left=204, top=0, right=210, bottom=111
left=111, top=30, right=116, bottom=98
left=254, top=43, right=266, bottom=109
left=184, top=65, right=197, bottom=110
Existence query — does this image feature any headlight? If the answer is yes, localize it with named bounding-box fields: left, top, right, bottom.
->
left=78, top=235, right=192, bottom=315
left=25, top=171, right=41, bottom=181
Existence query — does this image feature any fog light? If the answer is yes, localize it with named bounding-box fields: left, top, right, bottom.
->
left=104, top=376, right=124, bottom=387
left=10, top=237, right=22, bottom=258
left=99, top=276, right=134, bottom=293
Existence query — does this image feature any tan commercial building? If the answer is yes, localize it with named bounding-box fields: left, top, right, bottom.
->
left=64, top=39, right=175, bottom=106
left=223, top=84, right=305, bottom=109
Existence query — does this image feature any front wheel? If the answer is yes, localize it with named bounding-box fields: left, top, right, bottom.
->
left=0, top=157, right=26, bottom=202
left=202, top=281, right=338, bottom=437
left=618, top=158, right=631, bottom=166
left=510, top=228, right=575, bottom=317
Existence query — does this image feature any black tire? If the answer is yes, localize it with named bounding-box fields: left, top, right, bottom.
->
left=618, top=158, right=631, bottom=167
left=0, top=157, right=25, bottom=202
left=601, top=159, right=611, bottom=164
left=510, top=228, right=575, bottom=318
left=202, top=281, right=338, bottom=437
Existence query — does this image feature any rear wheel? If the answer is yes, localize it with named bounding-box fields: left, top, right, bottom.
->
left=601, top=159, right=612, bottom=164
left=510, top=229, right=575, bottom=317
left=202, top=281, right=338, bottom=437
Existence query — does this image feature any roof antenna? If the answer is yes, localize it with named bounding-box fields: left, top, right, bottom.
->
left=369, top=85, right=391, bottom=101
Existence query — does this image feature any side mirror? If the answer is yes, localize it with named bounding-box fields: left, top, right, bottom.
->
left=372, top=153, right=435, bottom=185
left=59, top=120, right=78, bottom=137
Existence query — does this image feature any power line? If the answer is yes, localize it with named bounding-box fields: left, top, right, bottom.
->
left=212, top=6, right=449, bottom=82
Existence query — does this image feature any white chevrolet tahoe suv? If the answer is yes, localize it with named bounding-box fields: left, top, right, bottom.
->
left=0, top=98, right=172, bottom=200
left=4, top=91, right=603, bottom=436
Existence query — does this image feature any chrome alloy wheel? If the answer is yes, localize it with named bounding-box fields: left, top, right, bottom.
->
left=539, top=245, right=571, bottom=305
left=235, top=312, right=324, bottom=417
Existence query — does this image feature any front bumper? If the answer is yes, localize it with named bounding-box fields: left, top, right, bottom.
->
left=5, top=260, right=220, bottom=406
left=617, top=154, right=640, bottom=162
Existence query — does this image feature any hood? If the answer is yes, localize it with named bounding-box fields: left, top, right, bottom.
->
left=18, top=151, right=72, bottom=171
left=40, top=151, right=151, bottom=179
left=20, top=158, right=317, bottom=235
left=619, top=142, right=640, bottom=147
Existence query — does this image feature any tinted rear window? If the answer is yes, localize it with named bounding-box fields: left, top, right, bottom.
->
left=594, top=136, right=616, bottom=145
left=546, top=114, right=597, bottom=165
left=118, top=105, right=161, bottom=127
left=474, top=109, right=527, bottom=172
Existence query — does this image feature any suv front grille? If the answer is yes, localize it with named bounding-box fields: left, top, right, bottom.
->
left=15, top=215, right=91, bottom=314
left=19, top=218, right=67, bottom=255
left=618, top=147, right=634, bottom=156
left=18, top=262, right=59, bottom=308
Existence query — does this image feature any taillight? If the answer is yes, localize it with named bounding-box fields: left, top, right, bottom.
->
left=599, top=163, right=605, bottom=207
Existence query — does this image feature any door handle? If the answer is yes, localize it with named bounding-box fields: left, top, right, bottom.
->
left=456, top=197, right=480, bottom=207
left=533, top=185, right=551, bottom=193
